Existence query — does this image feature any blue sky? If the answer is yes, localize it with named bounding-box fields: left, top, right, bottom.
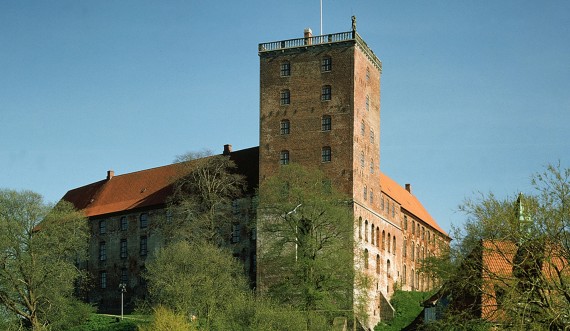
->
left=1, top=1, right=568, bottom=233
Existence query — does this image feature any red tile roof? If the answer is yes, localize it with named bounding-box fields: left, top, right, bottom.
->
left=380, top=172, right=448, bottom=237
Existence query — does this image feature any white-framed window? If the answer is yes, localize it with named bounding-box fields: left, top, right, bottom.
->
left=280, top=119, right=290, bottom=135
left=321, top=56, right=332, bottom=72
left=321, top=146, right=331, bottom=162
left=280, top=89, right=290, bottom=105
left=321, top=85, right=331, bottom=101
left=280, top=61, right=291, bottom=76
left=280, top=150, right=289, bottom=165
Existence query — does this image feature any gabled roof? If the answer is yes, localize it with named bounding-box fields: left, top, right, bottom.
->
left=62, top=147, right=259, bottom=218
left=380, top=172, right=448, bottom=237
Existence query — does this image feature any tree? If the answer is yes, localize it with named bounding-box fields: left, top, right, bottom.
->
left=257, top=164, right=355, bottom=329
left=164, top=154, right=247, bottom=246
left=0, top=189, right=89, bottom=330
left=421, top=163, right=570, bottom=329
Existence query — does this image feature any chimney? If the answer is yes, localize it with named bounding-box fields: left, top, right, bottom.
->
left=223, top=144, right=232, bottom=156
left=405, top=183, right=412, bottom=194
left=304, top=28, right=313, bottom=45
left=107, top=170, right=114, bottom=180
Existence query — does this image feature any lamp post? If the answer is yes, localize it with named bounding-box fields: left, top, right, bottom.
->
left=119, top=283, right=127, bottom=320
left=286, top=204, right=302, bottom=262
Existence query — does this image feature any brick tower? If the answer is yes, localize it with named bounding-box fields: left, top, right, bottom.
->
left=258, top=18, right=388, bottom=328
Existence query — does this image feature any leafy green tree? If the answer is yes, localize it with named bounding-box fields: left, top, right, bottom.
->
left=0, top=189, right=89, bottom=330
left=257, top=164, right=355, bottom=329
left=421, top=163, right=570, bottom=329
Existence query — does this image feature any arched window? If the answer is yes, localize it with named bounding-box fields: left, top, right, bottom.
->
left=403, top=264, right=407, bottom=285
left=363, top=185, right=367, bottom=201
left=387, top=259, right=391, bottom=278
left=411, top=241, right=415, bottom=261
left=376, top=254, right=381, bottom=274
left=393, top=236, right=397, bottom=255
left=364, top=249, right=369, bottom=269
left=370, top=224, right=375, bottom=246
left=360, top=120, right=365, bottom=136
left=403, top=238, right=407, bottom=257
left=382, top=230, right=386, bottom=250
left=376, top=226, right=380, bottom=247
left=387, top=233, right=391, bottom=253
left=370, top=189, right=374, bottom=203
left=358, top=217, right=362, bottom=239
left=370, top=128, right=374, bottom=144
left=364, top=220, right=369, bottom=242
left=366, top=95, right=370, bottom=111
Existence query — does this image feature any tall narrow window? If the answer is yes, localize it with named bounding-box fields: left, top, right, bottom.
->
left=280, top=150, right=289, bottom=165
left=280, top=119, right=290, bottom=135
left=393, top=237, right=397, bottom=255
left=387, top=259, right=391, bottom=278
left=381, top=197, right=385, bottom=210
left=358, top=217, right=362, bottom=239
left=370, top=189, right=374, bottom=204
left=411, top=241, right=415, bottom=261
left=388, top=233, right=391, bottom=253
left=280, top=61, right=291, bottom=76
left=363, top=185, right=367, bottom=201
left=321, top=146, right=331, bottom=162
left=404, top=215, right=408, bottom=230
left=382, top=231, right=386, bottom=250
left=376, top=254, right=381, bottom=274
left=366, top=95, right=370, bottom=111
left=100, top=271, right=107, bottom=289
left=370, top=159, right=374, bottom=174
left=364, top=220, right=368, bottom=242
left=120, top=239, right=127, bottom=259
left=280, top=90, right=290, bottom=105
left=99, top=241, right=106, bottom=261
left=376, top=226, right=380, bottom=248
left=140, top=213, right=149, bottom=229
left=321, top=56, right=332, bottom=72
left=370, top=128, right=375, bottom=144
left=321, top=115, right=331, bottom=131
left=403, top=238, right=407, bottom=257
left=366, top=67, right=370, bottom=81
left=120, top=216, right=128, bottom=231
left=140, top=236, right=148, bottom=256
left=364, top=249, right=369, bottom=269
left=371, top=225, right=375, bottom=246
left=321, top=85, right=331, bottom=101
left=360, top=151, right=365, bottom=168
left=403, top=264, right=407, bottom=285
left=121, top=269, right=128, bottom=285
left=361, top=120, right=365, bottom=136
left=99, top=220, right=106, bottom=234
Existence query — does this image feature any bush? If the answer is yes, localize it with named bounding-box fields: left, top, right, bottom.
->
left=138, top=306, right=195, bottom=331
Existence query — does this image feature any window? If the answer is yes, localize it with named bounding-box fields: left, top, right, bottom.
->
left=99, top=220, right=106, bottom=234
left=99, top=241, right=106, bottom=261
left=280, top=150, right=289, bottom=165
left=363, top=185, right=367, bottom=201
left=321, top=146, right=331, bottom=162
left=403, top=238, right=407, bottom=257
left=387, top=259, right=391, bottom=278
left=371, top=225, right=375, bottom=245
left=280, top=90, right=290, bottom=105
left=120, top=239, right=127, bottom=259
left=280, top=119, right=290, bottom=135
left=140, top=236, right=148, bottom=256
left=376, top=226, right=380, bottom=248
left=376, top=254, right=381, bottom=274
left=321, top=56, right=332, bottom=72
left=100, top=271, right=107, bottom=289
left=422, top=227, right=425, bottom=240
left=370, top=189, right=374, bottom=204
left=404, top=215, right=408, bottom=230
left=381, top=197, right=385, bottom=210
left=370, top=159, right=374, bottom=174
left=411, top=241, right=415, bottom=261
left=364, top=249, right=369, bottom=269
left=321, top=85, right=331, bottom=101
left=388, top=233, right=391, bottom=253
left=360, top=120, right=365, bottom=136
left=382, top=230, right=386, bottom=250
left=232, top=224, right=241, bottom=243
left=366, top=67, right=370, bottom=81
left=280, top=61, right=291, bottom=76
left=370, top=128, right=375, bottom=144
left=120, top=216, right=128, bottom=231
left=412, top=221, right=415, bottom=235
left=358, top=217, right=362, bottom=239
left=360, top=151, right=365, bottom=168
left=121, top=269, right=128, bottom=285
left=403, top=264, right=407, bottom=285
left=393, top=236, right=397, bottom=255
left=364, top=220, right=368, bottom=242
left=392, top=204, right=395, bottom=217
left=366, top=95, right=370, bottom=111
left=140, top=213, right=148, bottom=229
left=321, top=115, right=331, bottom=131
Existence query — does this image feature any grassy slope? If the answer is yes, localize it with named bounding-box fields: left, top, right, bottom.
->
left=375, top=290, right=430, bottom=331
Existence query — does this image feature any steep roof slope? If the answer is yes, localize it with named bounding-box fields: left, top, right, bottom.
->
left=380, top=172, right=448, bottom=237
left=62, top=147, right=259, bottom=218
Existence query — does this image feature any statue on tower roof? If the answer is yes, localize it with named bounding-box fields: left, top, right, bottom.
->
left=351, top=15, right=357, bottom=31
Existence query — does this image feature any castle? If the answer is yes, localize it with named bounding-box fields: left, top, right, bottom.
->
left=62, top=19, right=450, bottom=329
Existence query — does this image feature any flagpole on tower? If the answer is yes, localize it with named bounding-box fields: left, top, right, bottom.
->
left=320, top=0, right=323, bottom=35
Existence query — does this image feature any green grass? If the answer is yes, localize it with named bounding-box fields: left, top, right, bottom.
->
left=375, top=290, right=431, bottom=331
left=68, top=314, right=150, bottom=331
